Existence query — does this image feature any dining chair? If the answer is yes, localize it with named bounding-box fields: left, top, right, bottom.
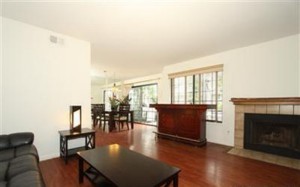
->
left=91, top=104, right=97, bottom=125
left=92, top=104, right=109, bottom=130
left=100, top=111, right=110, bottom=132
left=114, top=104, right=130, bottom=131
left=92, top=105, right=101, bottom=128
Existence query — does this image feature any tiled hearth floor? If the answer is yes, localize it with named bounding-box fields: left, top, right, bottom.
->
left=228, top=148, right=300, bottom=170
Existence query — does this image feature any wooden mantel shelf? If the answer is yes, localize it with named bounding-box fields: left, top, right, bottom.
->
left=230, top=97, right=300, bottom=105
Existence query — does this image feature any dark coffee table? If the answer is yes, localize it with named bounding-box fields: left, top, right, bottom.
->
left=77, top=144, right=181, bottom=187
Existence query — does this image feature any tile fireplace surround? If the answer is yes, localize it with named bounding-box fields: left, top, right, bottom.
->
left=229, top=97, right=300, bottom=170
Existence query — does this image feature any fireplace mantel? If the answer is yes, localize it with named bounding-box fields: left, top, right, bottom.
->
left=231, top=97, right=300, bottom=105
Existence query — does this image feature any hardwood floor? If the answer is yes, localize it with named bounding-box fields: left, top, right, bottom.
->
left=40, top=124, right=300, bottom=187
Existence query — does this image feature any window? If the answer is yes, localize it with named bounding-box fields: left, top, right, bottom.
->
left=170, top=65, right=223, bottom=122
left=103, top=84, right=158, bottom=125
left=173, top=77, right=185, bottom=104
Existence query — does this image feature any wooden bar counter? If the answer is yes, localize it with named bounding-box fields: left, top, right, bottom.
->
left=150, top=104, right=212, bottom=146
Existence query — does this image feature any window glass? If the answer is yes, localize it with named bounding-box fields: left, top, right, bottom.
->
left=173, top=77, right=185, bottom=104
left=194, top=75, right=200, bottom=104
left=130, top=84, right=158, bottom=125
left=217, top=71, right=223, bottom=121
left=171, top=69, right=223, bottom=122
left=201, top=72, right=216, bottom=121
left=104, top=84, right=158, bottom=125
left=103, top=90, right=113, bottom=111
left=186, top=76, right=193, bottom=104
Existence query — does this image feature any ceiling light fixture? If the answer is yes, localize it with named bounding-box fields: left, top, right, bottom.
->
left=112, top=72, right=119, bottom=95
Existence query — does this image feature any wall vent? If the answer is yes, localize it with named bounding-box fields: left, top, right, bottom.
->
left=49, top=35, right=64, bottom=45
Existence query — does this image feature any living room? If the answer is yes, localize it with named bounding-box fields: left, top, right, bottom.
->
left=1, top=1, right=300, bottom=187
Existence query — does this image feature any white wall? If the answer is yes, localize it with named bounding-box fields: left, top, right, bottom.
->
left=2, top=18, right=91, bottom=160
left=91, top=84, right=103, bottom=104
left=161, top=35, right=299, bottom=146
left=0, top=16, right=3, bottom=134
left=299, top=34, right=300, bottom=96
left=298, top=8, right=300, bottom=96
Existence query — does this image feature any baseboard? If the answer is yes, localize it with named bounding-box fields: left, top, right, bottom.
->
left=40, top=153, right=60, bottom=161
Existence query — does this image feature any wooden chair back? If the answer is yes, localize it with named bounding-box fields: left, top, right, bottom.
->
left=119, top=104, right=130, bottom=112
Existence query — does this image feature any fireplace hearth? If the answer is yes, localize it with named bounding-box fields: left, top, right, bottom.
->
left=244, top=113, right=300, bottom=159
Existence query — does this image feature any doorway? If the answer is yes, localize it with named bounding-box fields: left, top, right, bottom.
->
left=129, top=84, right=158, bottom=126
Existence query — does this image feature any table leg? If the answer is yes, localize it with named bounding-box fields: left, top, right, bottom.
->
left=92, top=133, right=95, bottom=148
left=79, top=157, right=84, bottom=183
left=85, top=136, right=88, bottom=150
left=109, top=113, right=114, bottom=132
left=65, top=137, right=68, bottom=164
left=86, top=133, right=95, bottom=149
left=173, top=173, right=178, bottom=187
left=130, top=111, right=134, bottom=129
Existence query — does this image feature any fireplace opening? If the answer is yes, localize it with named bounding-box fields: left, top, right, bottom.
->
left=244, top=113, right=300, bottom=159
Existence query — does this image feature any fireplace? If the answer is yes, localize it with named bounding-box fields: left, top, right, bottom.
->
left=229, top=98, right=300, bottom=170
left=244, top=113, right=300, bottom=159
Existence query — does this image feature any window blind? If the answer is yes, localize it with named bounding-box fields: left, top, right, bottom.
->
left=168, top=64, right=223, bottom=79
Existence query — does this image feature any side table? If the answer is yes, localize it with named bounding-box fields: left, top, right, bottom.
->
left=59, top=128, right=95, bottom=164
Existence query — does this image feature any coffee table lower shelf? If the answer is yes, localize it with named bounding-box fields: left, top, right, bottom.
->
left=84, top=167, right=114, bottom=187
left=68, top=147, right=86, bottom=156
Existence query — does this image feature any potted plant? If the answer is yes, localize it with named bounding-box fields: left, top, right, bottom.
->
left=109, top=95, right=120, bottom=111
left=119, top=94, right=131, bottom=105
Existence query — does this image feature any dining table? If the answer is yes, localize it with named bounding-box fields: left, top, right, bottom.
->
left=104, top=110, right=134, bottom=132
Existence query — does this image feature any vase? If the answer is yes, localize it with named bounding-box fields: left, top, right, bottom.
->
left=111, top=106, right=118, bottom=111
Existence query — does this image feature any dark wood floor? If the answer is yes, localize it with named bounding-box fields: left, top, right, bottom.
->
left=40, top=124, right=300, bottom=187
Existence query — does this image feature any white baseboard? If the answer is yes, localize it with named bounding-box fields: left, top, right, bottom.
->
left=40, top=153, right=60, bottom=161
